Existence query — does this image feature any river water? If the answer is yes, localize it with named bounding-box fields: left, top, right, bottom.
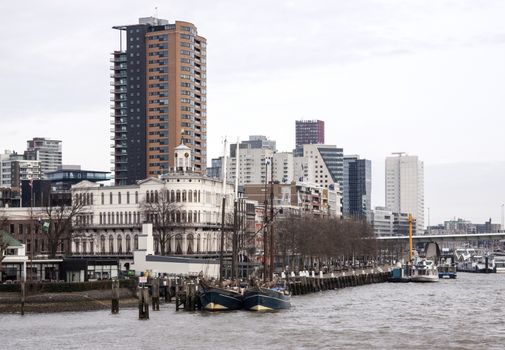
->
left=2, top=273, right=505, bottom=349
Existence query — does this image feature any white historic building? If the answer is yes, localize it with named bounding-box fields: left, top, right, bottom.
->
left=71, top=144, right=235, bottom=257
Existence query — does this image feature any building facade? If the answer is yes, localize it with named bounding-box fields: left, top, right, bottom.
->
left=111, top=17, right=207, bottom=185
left=72, top=145, right=233, bottom=257
left=385, top=153, right=424, bottom=231
left=0, top=150, right=42, bottom=189
left=294, top=144, right=344, bottom=191
left=295, top=120, right=324, bottom=156
left=25, top=138, right=62, bottom=177
left=343, top=155, right=372, bottom=220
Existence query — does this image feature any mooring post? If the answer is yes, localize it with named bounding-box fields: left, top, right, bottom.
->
left=20, top=282, right=25, bottom=316
left=111, top=279, right=120, bottom=314
left=152, top=278, right=160, bottom=311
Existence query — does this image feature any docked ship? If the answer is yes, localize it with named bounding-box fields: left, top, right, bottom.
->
left=243, top=285, right=291, bottom=311
left=199, top=281, right=244, bottom=311
left=410, top=257, right=439, bottom=282
left=455, top=249, right=495, bottom=273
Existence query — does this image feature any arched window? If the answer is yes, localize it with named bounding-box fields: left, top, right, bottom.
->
left=90, top=239, right=94, bottom=254
left=111, top=213, right=115, bottom=225
left=126, top=235, right=131, bottom=253
left=146, top=191, right=150, bottom=203
left=195, top=211, right=198, bottom=223
left=176, top=190, right=181, bottom=202
left=188, top=190, right=193, bottom=202
left=176, top=211, right=181, bottom=223
left=116, top=212, right=119, bottom=224
left=155, top=190, right=159, bottom=203
left=134, top=235, right=139, bottom=250
left=170, top=190, right=175, bottom=202
left=181, top=211, right=186, bottom=223
left=117, top=235, right=123, bottom=253
left=109, top=235, right=114, bottom=253
left=110, top=192, right=113, bottom=204
left=182, top=190, right=187, bottom=202
left=188, top=210, right=192, bottom=223
left=118, top=192, right=122, bottom=204
left=120, top=212, right=123, bottom=225
left=82, top=241, right=87, bottom=254
left=75, top=240, right=80, bottom=253
left=187, top=234, right=194, bottom=254
left=126, top=191, right=130, bottom=204
left=175, top=235, right=183, bottom=255
left=100, top=235, right=106, bottom=253
left=107, top=212, right=111, bottom=224
left=135, top=191, right=138, bottom=204
left=128, top=212, right=132, bottom=224
left=194, top=190, right=198, bottom=203
left=101, top=192, right=104, bottom=205
left=197, top=234, right=201, bottom=253
left=90, top=193, right=94, bottom=205
left=99, top=213, right=103, bottom=225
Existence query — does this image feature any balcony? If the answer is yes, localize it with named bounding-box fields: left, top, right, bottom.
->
left=110, top=72, right=127, bottom=78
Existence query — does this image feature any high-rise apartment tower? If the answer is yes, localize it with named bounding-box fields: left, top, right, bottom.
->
left=25, top=137, right=62, bottom=177
left=111, top=17, right=207, bottom=185
left=385, top=153, right=424, bottom=230
left=295, top=120, right=324, bottom=156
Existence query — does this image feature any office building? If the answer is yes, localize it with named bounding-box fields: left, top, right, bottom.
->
left=111, top=17, right=207, bottom=185
left=295, top=120, right=324, bottom=156
left=343, top=155, right=372, bottom=220
left=385, top=153, right=424, bottom=230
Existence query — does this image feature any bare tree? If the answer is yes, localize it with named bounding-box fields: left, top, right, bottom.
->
left=140, top=189, right=182, bottom=255
left=42, top=191, right=88, bottom=258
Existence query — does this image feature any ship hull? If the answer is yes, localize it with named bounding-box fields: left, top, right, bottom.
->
left=243, top=287, right=291, bottom=311
left=199, top=287, right=243, bottom=311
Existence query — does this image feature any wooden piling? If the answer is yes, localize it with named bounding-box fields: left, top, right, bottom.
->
left=111, top=280, right=120, bottom=314
left=138, top=286, right=150, bottom=320
left=20, top=282, right=25, bottom=316
left=152, top=278, right=160, bottom=311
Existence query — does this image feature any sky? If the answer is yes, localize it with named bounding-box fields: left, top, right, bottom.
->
left=0, top=0, right=504, bottom=226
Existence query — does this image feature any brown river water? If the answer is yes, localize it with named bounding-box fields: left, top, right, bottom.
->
left=1, top=273, right=505, bottom=349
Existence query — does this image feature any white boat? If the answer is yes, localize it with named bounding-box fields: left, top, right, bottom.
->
left=493, top=254, right=505, bottom=273
left=410, top=257, right=439, bottom=282
left=455, top=248, right=495, bottom=273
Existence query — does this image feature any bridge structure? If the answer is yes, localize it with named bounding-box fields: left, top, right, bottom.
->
left=377, top=232, right=505, bottom=243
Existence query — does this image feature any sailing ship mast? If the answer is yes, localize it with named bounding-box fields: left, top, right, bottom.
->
left=269, top=157, right=275, bottom=281
left=219, top=138, right=227, bottom=282
left=232, top=138, right=240, bottom=281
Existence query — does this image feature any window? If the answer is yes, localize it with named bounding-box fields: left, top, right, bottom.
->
left=135, top=191, right=138, bottom=204
left=110, top=192, right=113, bottom=205
left=127, top=191, right=130, bottom=204
left=101, top=192, right=104, bottom=205
left=134, top=235, right=139, bottom=250
left=100, top=235, right=106, bottom=253
left=126, top=235, right=131, bottom=253
left=109, top=235, right=114, bottom=253
left=118, top=192, right=122, bottom=204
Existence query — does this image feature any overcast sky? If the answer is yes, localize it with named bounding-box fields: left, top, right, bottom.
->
left=0, top=0, right=504, bottom=225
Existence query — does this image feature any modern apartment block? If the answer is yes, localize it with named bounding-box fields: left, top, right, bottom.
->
left=294, top=144, right=344, bottom=191
left=343, top=155, right=372, bottom=220
left=227, top=136, right=276, bottom=185
left=111, top=17, right=207, bottom=185
left=385, top=153, right=424, bottom=230
left=295, top=120, right=325, bottom=145
left=0, top=150, right=42, bottom=189
left=24, top=137, right=62, bottom=177
left=294, top=120, right=325, bottom=156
